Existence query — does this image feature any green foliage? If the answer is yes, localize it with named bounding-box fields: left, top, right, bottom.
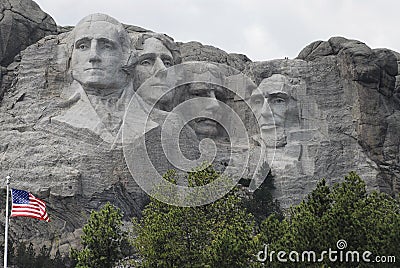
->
left=71, top=202, right=127, bottom=268
left=241, top=171, right=283, bottom=224
left=256, top=172, right=400, bottom=267
left=132, top=164, right=257, bottom=267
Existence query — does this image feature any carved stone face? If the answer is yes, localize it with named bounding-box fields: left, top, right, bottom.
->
left=182, top=83, right=227, bottom=137
left=70, top=21, right=127, bottom=94
left=134, top=37, right=174, bottom=109
left=134, top=37, right=173, bottom=87
left=251, top=75, right=296, bottom=146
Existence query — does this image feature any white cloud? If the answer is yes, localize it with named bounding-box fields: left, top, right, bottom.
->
left=34, top=0, right=400, bottom=61
left=243, top=25, right=288, bottom=61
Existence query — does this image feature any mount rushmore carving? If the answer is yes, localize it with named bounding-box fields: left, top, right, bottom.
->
left=0, top=1, right=399, bottom=254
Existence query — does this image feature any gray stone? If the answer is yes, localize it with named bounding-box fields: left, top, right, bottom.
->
left=178, top=41, right=251, bottom=71
left=244, top=37, right=399, bottom=207
left=52, top=14, right=135, bottom=145
left=0, top=16, right=146, bottom=254
left=0, top=9, right=399, bottom=256
left=0, top=13, right=200, bottom=254
left=0, top=0, right=57, bottom=67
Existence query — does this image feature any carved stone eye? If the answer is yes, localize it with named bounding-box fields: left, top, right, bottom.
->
left=191, top=91, right=205, bottom=97
left=140, top=59, right=152, bottom=66
left=251, top=96, right=264, bottom=106
left=103, top=44, right=112, bottom=49
left=270, top=97, right=286, bottom=104
left=163, top=60, right=172, bottom=67
left=100, top=41, right=114, bottom=50
left=78, top=44, right=88, bottom=50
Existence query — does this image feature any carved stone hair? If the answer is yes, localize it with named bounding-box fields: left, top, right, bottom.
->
left=133, top=32, right=181, bottom=65
left=257, top=74, right=293, bottom=95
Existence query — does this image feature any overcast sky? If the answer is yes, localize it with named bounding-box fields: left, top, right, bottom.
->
left=34, top=0, right=399, bottom=62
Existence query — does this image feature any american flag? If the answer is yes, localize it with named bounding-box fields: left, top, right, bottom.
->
left=11, top=189, right=50, bottom=222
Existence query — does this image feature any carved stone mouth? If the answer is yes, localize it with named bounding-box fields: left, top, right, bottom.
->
left=149, top=83, right=168, bottom=88
left=260, top=124, right=275, bottom=130
left=85, top=68, right=103, bottom=71
left=195, top=118, right=217, bottom=125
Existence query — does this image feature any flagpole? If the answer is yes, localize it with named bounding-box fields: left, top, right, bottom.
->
left=4, top=175, right=10, bottom=268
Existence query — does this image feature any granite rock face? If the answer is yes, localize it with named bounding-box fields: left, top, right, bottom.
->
left=0, top=0, right=57, bottom=102
left=297, top=37, right=399, bottom=192
left=0, top=31, right=149, bottom=254
left=242, top=37, right=399, bottom=207
left=0, top=0, right=57, bottom=67
left=178, top=41, right=251, bottom=71
left=0, top=6, right=399, bottom=256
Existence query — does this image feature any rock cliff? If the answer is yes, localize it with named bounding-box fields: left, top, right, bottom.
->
left=0, top=0, right=398, bottom=255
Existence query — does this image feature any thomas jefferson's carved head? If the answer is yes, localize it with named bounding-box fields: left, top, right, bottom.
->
left=130, top=33, right=181, bottom=110
left=132, top=33, right=180, bottom=89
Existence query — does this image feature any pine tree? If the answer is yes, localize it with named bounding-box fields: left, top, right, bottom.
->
left=132, top=165, right=257, bottom=267
left=256, top=172, right=400, bottom=267
left=241, top=171, right=283, bottom=225
left=70, top=202, right=127, bottom=268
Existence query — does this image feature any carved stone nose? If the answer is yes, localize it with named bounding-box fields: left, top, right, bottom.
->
left=260, top=102, right=273, bottom=119
left=89, top=41, right=101, bottom=62
left=89, top=54, right=101, bottom=63
left=205, top=93, right=220, bottom=113
left=153, top=58, right=167, bottom=73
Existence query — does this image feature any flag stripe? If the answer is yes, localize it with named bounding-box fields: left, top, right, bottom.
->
left=11, top=211, right=43, bottom=218
left=11, top=189, right=50, bottom=222
left=11, top=208, right=43, bottom=213
left=11, top=210, right=42, bottom=216
left=12, top=206, right=42, bottom=212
